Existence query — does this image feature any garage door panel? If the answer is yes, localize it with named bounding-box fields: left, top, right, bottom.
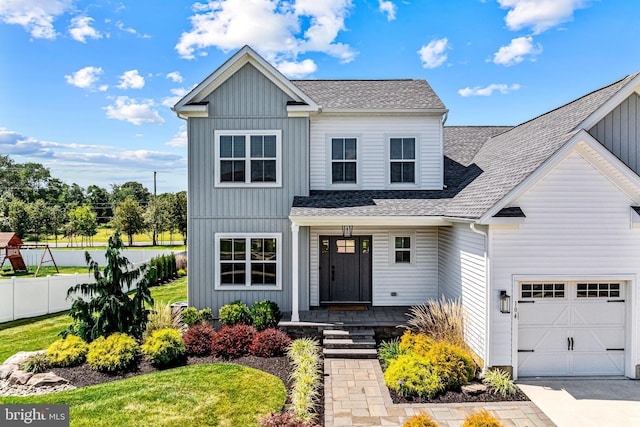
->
left=517, top=281, right=625, bottom=377
left=518, top=304, right=569, bottom=326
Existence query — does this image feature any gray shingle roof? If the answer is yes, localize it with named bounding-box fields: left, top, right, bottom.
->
left=291, top=80, right=446, bottom=110
left=445, top=73, right=638, bottom=219
left=444, top=126, right=512, bottom=167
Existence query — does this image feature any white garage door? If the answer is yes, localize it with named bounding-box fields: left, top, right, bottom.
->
left=517, top=281, right=625, bottom=377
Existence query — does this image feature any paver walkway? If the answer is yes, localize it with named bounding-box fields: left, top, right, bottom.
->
left=325, top=359, right=555, bottom=427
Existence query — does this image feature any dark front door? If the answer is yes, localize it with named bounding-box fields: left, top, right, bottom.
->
left=319, top=235, right=372, bottom=304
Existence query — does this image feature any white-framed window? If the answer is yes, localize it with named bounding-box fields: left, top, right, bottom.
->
left=390, top=233, right=414, bottom=264
left=214, top=130, right=282, bottom=187
left=215, top=233, right=282, bottom=290
left=389, top=137, right=416, bottom=184
left=331, top=137, right=357, bottom=184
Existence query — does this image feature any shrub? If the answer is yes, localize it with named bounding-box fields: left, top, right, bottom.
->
left=379, top=338, right=407, bottom=370
left=177, top=268, right=187, bottom=277
left=426, top=342, right=475, bottom=390
left=219, top=300, right=251, bottom=326
left=250, top=300, right=282, bottom=330
left=183, top=325, right=216, bottom=356
left=86, top=333, right=139, bottom=373
left=210, top=324, right=257, bottom=359
left=287, top=338, right=322, bottom=422
left=47, top=335, right=89, bottom=368
left=405, top=296, right=467, bottom=348
left=181, top=307, right=199, bottom=327
left=259, top=411, right=317, bottom=427
left=384, top=354, right=443, bottom=398
left=141, top=328, right=186, bottom=368
left=399, top=331, right=435, bottom=357
left=20, top=353, right=50, bottom=374
left=482, top=369, right=516, bottom=397
left=145, top=301, right=179, bottom=338
left=462, top=410, right=503, bottom=427
left=250, top=328, right=292, bottom=357
left=403, top=412, right=439, bottom=427
left=198, top=308, right=213, bottom=324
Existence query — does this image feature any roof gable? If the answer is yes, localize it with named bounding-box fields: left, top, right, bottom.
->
left=173, top=45, right=318, bottom=114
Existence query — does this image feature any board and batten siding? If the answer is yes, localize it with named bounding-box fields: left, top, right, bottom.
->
left=309, top=115, right=443, bottom=190
left=489, top=151, right=640, bottom=370
left=187, top=62, right=310, bottom=313
left=309, top=227, right=439, bottom=306
left=589, top=93, right=640, bottom=173
left=437, top=223, right=488, bottom=363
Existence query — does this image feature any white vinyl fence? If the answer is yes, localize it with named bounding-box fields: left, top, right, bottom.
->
left=0, top=253, right=174, bottom=323
left=18, top=249, right=179, bottom=267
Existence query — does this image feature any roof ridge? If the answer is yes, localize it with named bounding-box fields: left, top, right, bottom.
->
left=291, top=79, right=417, bottom=82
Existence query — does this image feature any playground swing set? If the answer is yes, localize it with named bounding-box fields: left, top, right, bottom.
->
left=0, top=232, right=59, bottom=278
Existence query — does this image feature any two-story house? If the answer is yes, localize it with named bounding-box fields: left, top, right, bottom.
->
left=175, top=46, right=640, bottom=380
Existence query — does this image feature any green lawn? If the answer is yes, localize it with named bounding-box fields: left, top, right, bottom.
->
left=0, top=363, right=286, bottom=427
left=0, top=277, right=188, bottom=362
left=31, top=227, right=186, bottom=247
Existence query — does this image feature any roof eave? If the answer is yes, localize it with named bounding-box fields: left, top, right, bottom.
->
left=316, top=108, right=448, bottom=115
left=289, top=215, right=451, bottom=227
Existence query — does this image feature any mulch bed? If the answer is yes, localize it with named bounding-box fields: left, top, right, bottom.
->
left=388, top=384, right=530, bottom=404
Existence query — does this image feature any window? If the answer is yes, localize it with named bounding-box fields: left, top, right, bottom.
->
left=331, top=138, right=357, bottom=183
left=390, top=137, right=415, bottom=184
left=576, top=283, right=621, bottom=298
left=520, top=283, right=565, bottom=299
left=394, top=236, right=411, bottom=263
left=215, top=233, right=281, bottom=289
left=215, top=131, right=281, bottom=187
left=336, top=239, right=356, bottom=254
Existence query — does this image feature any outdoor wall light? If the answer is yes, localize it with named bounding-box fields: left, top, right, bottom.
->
left=500, top=290, right=511, bottom=314
left=342, top=225, right=353, bottom=238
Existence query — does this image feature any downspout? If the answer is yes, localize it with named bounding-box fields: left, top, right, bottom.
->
left=469, top=223, right=491, bottom=372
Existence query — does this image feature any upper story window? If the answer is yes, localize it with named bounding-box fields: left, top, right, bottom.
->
left=215, top=130, right=281, bottom=187
left=390, top=137, right=415, bottom=184
left=331, top=137, right=357, bottom=184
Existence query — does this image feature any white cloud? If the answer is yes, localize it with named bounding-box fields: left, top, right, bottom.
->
left=162, top=88, right=190, bottom=108
left=175, top=0, right=356, bottom=65
left=166, top=129, right=187, bottom=147
left=378, top=0, right=396, bottom=21
left=493, top=36, right=542, bottom=66
left=458, top=83, right=522, bottom=97
left=104, top=96, right=165, bottom=125
left=115, top=20, right=150, bottom=38
left=68, top=15, right=102, bottom=43
left=498, top=0, right=589, bottom=34
left=0, top=127, right=114, bottom=158
left=0, top=0, right=72, bottom=39
left=65, top=66, right=104, bottom=89
left=276, top=59, right=317, bottom=78
left=166, top=71, right=183, bottom=83
left=117, top=70, right=145, bottom=89
left=417, top=38, right=449, bottom=69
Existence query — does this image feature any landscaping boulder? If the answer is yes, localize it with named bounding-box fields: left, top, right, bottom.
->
left=3, top=350, right=44, bottom=366
left=9, top=370, right=33, bottom=386
left=0, top=365, right=14, bottom=380
left=27, top=373, right=69, bottom=388
left=462, top=382, right=487, bottom=396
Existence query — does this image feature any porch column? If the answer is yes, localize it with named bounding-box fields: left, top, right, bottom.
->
left=291, top=223, right=300, bottom=322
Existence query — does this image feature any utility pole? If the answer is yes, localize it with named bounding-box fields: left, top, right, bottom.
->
left=153, top=171, right=157, bottom=246
left=153, top=171, right=157, bottom=198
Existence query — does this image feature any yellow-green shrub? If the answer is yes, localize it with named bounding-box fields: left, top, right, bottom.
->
left=87, top=333, right=139, bottom=373
left=384, top=354, right=443, bottom=398
left=462, top=410, right=503, bottom=427
left=426, top=341, right=475, bottom=389
left=403, top=412, right=439, bottom=427
left=141, top=328, right=185, bottom=368
left=46, top=335, right=89, bottom=367
left=399, top=331, right=434, bottom=357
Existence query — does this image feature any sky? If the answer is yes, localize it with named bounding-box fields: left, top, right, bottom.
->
left=1, top=0, right=639, bottom=193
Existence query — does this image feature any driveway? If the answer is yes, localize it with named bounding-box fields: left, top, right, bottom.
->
left=518, top=378, right=640, bottom=427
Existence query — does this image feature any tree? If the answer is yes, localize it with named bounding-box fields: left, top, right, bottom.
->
left=111, top=181, right=150, bottom=206
left=48, top=205, right=65, bottom=247
left=8, top=199, right=30, bottom=238
left=86, top=185, right=112, bottom=225
left=28, top=199, right=51, bottom=243
left=172, top=191, right=187, bottom=244
left=65, top=231, right=154, bottom=341
left=144, top=196, right=170, bottom=246
left=66, top=206, right=98, bottom=247
left=114, top=197, right=146, bottom=246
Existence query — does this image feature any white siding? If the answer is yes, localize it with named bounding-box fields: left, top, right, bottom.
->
left=437, top=223, right=487, bottom=363
left=309, top=227, right=439, bottom=306
left=490, top=151, right=640, bottom=372
left=309, top=115, right=443, bottom=190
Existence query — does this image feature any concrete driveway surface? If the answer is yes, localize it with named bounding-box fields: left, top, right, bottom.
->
left=518, top=378, right=640, bottom=427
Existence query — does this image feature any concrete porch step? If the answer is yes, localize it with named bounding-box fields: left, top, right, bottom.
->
left=322, top=328, right=375, bottom=339
left=322, top=348, right=378, bottom=359
left=323, top=338, right=376, bottom=349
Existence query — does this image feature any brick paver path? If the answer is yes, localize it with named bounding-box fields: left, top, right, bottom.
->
left=324, top=359, right=555, bottom=427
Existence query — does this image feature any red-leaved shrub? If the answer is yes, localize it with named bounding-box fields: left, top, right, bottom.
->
left=210, top=324, right=257, bottom=359
left=183, top=325, right=216, bottom=356
left=249, top=328, right=292, bottom=357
